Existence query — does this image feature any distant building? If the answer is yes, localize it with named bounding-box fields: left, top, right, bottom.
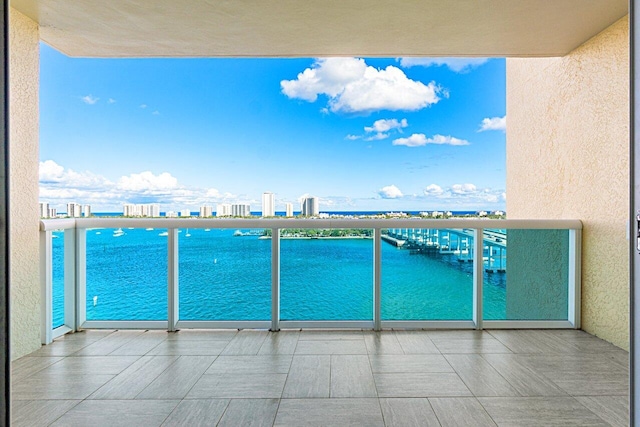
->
left=231, top=203, right=251, bottom=217
left=216, top=203, right=232, bottom=217
left=66, top=202, right=82, bottom=218
left=165, top=211, right=178, bottom=218
left=285, top=202, right=293, bottom=217
left=179, top=209, right=191, bottom=217
left=123, top=203, right=161, bottom=217
left=301, top=196, right=319, bottom=217
left=82, top=205, right=91, bottom=217
left=199, top=205, right=213, bottom=217
left=49, top=208, right=57, bottom=218
left=39, top=202, right=49, bottom=218
left=262, top=192, right=275, bottom=217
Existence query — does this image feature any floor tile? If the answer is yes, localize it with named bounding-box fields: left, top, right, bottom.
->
left=445, top=354, right=520, bottom=397
left=282, top=355, right=330, bottom=398
left=258, top=331, right=300, bottom=355
left=481, top=353, right=566, bottom=396
left=73, top=330, right=146, bottom=356
left=380, top=398, right=440, bottom=426
left=166, top=330, right=238, bottom=341
left=487, top=330, right=557, bottom=354
left=109, top=331, right=168, bottom=355
left=218, top=398, right=279, bottom=427
left=187, top=373, right=287, bottom=398
left=274, top=398, right=384, bottom=427
left=50, top=399, right=180, bottom=427
left=27, top=340, right=93, bottom=357
left=551, top=370, right=629, bottom=396
left=298, top=330, right=364, bottom=340
left=432, top=338, right=512, bottom=354
left=12, top=372, right=115, bottom=400
left=12, top=400, right=80, bottom=427
left=136, top=356, right=215, bottom=399
left=89, top=355, right=178, bottom=400
left=363, top=332, right=404, bottom=354
left=11, top=356, right=63, bottom=382
left=330, top=355, right=377, bottom=397
left=395, top=331, right=440, bottom=354
left=478, top=396, right=609, bottom=426
left=38, top=355, right=140, bottom=375
left=426, top=330, right=492, bottom=340
left=294, top=339, right=367, bottom=355
left=146, top=340, right=228, bottom=356
left=575, top=395, right=629, bottom=427
left=429, top=397, right=497, bottom=427
left=161, top=399, right=229, bottom=426
left=206, top=355, right=292, bottom=374
left=221, top=331, right=269, bottom=355
left=374, top=372, right=472, bottom=397
left=369, top=354, right=452, bottom=373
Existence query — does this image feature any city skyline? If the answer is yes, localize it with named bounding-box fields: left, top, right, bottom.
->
left=39, top=47, right=506, bottom=212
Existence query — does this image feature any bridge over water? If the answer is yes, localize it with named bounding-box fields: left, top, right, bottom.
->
left=383, top=228, right=507, bottom=273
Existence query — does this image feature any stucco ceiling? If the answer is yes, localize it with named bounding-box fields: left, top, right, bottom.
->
left=11, top=0, right=629, bottom=58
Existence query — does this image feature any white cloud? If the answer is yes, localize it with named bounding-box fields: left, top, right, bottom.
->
left=139, top=104, right=147, bottom=109
left=365, top=133, right=389, bottom=141
left=424, top=184, right=444, bottom=195
left=378, top=184, right=403, bottom=199
left=81, top=95, right=99, bottom=105
left=345, top=134, right=361, bottom=140
left=108, top=98, right=116, bottom=104
left=152, top=111, right=160, bottom=115
left=479, top=116, right=506, bottom=132
left=117, top=171, right=179, bottom=193
left=364, top=118, right=408, bottom=133
left=392, top=134, right=470, bottom=147
left=281, top=57, right=444, bottom=114
left=451, top=183, right=477, bottom=194
left=398, top=57, right=489, bottom=73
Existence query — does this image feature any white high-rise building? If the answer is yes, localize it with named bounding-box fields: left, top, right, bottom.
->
left=82, top=205, right=91, bottom=217
left=231, top=203, right=251, bottom=217
left=66, top=202, right=82, bottom=218
left=199, top=205, right=213, bottom=217
left=262, top=192, right=275, bottom=217
left=165, top=211, right=178, bottom=218
left=216, top=203, right=232, bottom=217
left=39, top=202, right=49, bottom=218
left=49, top=208, right=57, bottom=218
left=285, top=202, right=293, bottom=217
left=301, top=196, right=319, bottom=217
left=123, top=203, right=161, bottom=217
left=179, top=209, right=191, bottom=217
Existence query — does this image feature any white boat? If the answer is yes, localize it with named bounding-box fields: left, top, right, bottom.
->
left=145, top=228, right=154, bottom=231
left=185, top=228, right=191, bottom=237
left=113, top=228, right=125, bottom=237
left=159, top=231, right=169, bottom=237
left=204, top=229, right=210, bottom=232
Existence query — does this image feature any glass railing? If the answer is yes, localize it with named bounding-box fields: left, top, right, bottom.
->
left=39, top=217, right=582, bottom=343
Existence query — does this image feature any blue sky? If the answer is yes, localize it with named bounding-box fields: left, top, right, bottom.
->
left=39, top=44, right=506, bottom=212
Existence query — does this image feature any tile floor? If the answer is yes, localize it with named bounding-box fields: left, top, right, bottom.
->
left=11, top=329, right=629, bottom=426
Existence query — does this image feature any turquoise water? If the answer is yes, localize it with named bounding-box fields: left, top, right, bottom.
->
left=51, top=227, right=511, bottom=326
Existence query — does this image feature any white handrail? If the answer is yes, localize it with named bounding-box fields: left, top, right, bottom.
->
left=40, top=217, right=583, bottom=231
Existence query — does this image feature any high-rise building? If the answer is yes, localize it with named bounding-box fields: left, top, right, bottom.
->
left=216, top=203, right=232, bottom=217
left=285, top=202, right=293, bottom=217
left=231, top=203, right=251, bottom=217
left=49, top=208, right=57, bottom=218
left=179, top=209, right=191, bottom=217
left=82, top=205, right=91, bottom=217
left=66, top=202, right=82, bottom=218
left=123, top=203, right=161, bottom=217
left=39, top=202, right=49, bottom=218
left=165, top=211, right=178, bottom=218
left=301, top=196, right=319, bottom=217
left=199, top=205, right=213, bottom=217
left=262, top=192, right=275, bottom=217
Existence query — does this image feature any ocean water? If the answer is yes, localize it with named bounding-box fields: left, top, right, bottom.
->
left=51, top=227, right=509, bottom=327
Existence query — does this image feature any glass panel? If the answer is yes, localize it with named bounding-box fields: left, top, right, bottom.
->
left=86, top=227, right=168, bottom=321
left=381, top=228, right=473, bottom=320
left=280, top=228, right=373, bottom=321
left=483, top=229, right=569, bottom=321
left=52, top=229, right=65, bottom=328
left=179, top=228, right=271, bottom=321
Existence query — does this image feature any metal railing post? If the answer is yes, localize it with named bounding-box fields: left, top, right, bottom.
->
left=39, top=230, right=52, bottom=344
left=568, top=228, right=582, bottom=329
left=168, top=228, right=179, bottom=332
left=76, top=228, right=86, bottom=330
left=63, top=228, right=76, bottom=331
left=374, top=228, right=382, bottom=331
left=271, top=228, right=280, bottom=332
left=473, top=228, right=484, bottom=330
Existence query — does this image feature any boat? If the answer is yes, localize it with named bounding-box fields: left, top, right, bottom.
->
left=145, top=228, right=154, bottom=231
left=233, top=230, right=243, bottom=236
left=204, top=229, right=210, bottom=232
left=158, top=231, right=168, bottom=237
left=113, top=228, right=125, bottom=237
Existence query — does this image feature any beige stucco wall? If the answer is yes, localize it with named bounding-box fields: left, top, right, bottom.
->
left=507, top=16, right=629, bottom=349
left=9, top=7, right=40, bottom=360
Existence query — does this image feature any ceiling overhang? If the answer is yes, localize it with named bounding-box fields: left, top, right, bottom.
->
left=10, top=0, right=629, bottom=58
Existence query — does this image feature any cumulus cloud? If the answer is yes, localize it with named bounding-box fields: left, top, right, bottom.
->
left=345, top=134, right=361, bottom=140
left=81, top=95, right=99, bottom=105
left=281, top=57, right=444, bottom=114
left=365, top=133, right=390, bottom=141
left=392, top=134, right=470, bottom=147
left=424, top=184, right=444, bottom=195
left=378, top=184, right=403, bottom=199
left=117, top=171, right=179, bottom=193
left=478, top=116, right=506, bottom=132
left=364, top=118, right=408, bottom=133
left=398, top=57, right=489, bottom=73
left=451, top=183, right=477, bottom=194
left=108, top=98, right=116, bottom=104
left=419, top=182, right=506, bottom=208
